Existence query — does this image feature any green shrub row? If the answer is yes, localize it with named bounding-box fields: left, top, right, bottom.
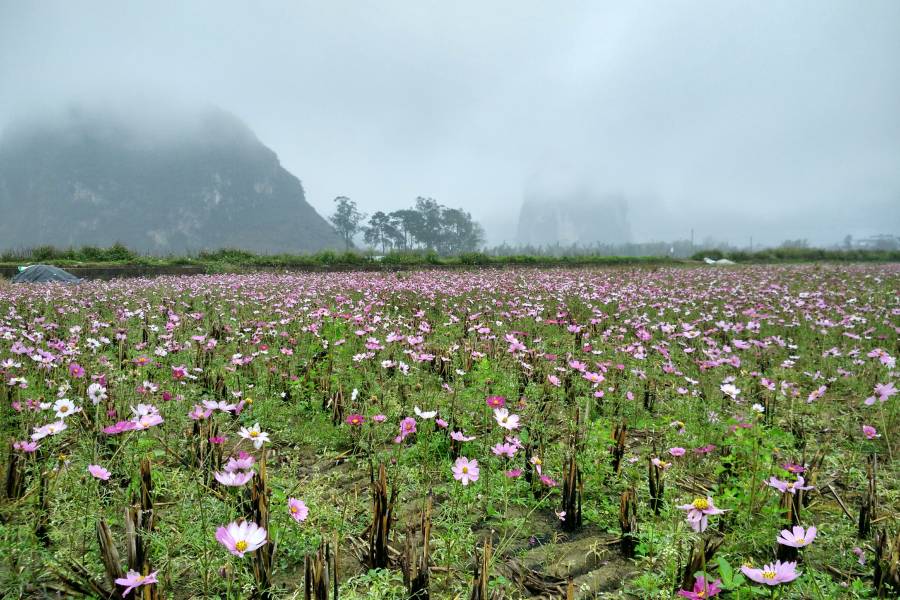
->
left=2, top=243, right=899, bottom=268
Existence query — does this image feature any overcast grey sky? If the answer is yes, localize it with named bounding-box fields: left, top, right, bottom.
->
left=1, top=1, right=898, bottom=247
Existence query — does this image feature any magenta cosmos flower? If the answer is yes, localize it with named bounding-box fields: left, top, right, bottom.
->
left=288, top=498, right=309, bottom=522
left=486, top=396, right=505, bottom=408
left=215, top=520, right=268, bottom=557
left=115, top=569, right=159, bottom=596
left=669, top=447, right=686, bottom=457
left=676, top=497, right=727, bottom=532
left=345, top=414, right=364, bottom=425
left=451, top=457, right=480, bottom=485
left=740, top=560, right=802, bottom=586
left=863, top=425, right=880, bottom=439
left=776, top=525, right=817, bottom=548
left=88, top=465, right=111, bottom=480
left=677, top=575, right=722, bottom=599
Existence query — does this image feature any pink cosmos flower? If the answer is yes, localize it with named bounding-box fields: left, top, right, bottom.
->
left=215, top=520, right=268, bottom=557
left=288, top=498, right=309, bottom=522
left=780, top=462, right=805, bottom=474
left=677, top=575, right=722, bottom=599
left=766, top=476, right=813, bottom=494
left=69, top=364, right=85, bottom=378
left=669, top=447, right=686, bottom=457
left=451, top=457, right=480, bottom=485
left=651, top=457, right=671, bottom=471
left=88, top=465, right=111, bottom=480
left=493, top=408, right=520, bottom=430
left=13, top=441, right=40, bottom=452
left=373, top=414, right=387, bottom=421
left=102, top=421, right=136, bottom=435
left=345, top=414, right=364, bottom=425
left=776, top=525, right=817, bottom=548
left=505, top=469, right=522, bottom=477
left=395, top=417, right=417, bottom=443
left=675, top=497, right=727, bottom=532
left=32, top=420, right=67, bottom=440
left=530, top=456, right=543, bottom=475
left=209, top=435, right=227, bottom=445
left=548, top=375, right=560, bottom=387
left=189, top=405, right=213, bottom=420
left=203, top=399, right=237, bottom=414
left=223, top=452, right=255, bottom=472
left=555, top=509, right=566, bottom=521
left=492, top=442, right=517, bottom=458
left=115, top=569, right=159, bottom=596
left=853, top=547, right=865, bottom=565
left=486, top=396, right=505, bottom=408
left=863, top=425, right=880, bottom=439
left=436, top=418, right=449, bottom=427
left=450, top=430, right=476, bottom=442
left=741, top=560, right=802, bottom=586
left=132, top=414, right=164, bottom=430
left=540, top=474, right=557, bottom=487
left=215, top=470, right=255, bottom=487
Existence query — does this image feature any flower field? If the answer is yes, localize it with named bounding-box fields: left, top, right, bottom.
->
left=1, top=264, right=899, bottom=599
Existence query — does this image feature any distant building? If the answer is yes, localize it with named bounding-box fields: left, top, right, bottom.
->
left=856, top=235, right=898, bottom=251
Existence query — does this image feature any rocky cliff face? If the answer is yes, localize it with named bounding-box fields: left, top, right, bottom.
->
left=0, top=106, right=341, bottom=253
left=516, top=190, right=632, bottom=247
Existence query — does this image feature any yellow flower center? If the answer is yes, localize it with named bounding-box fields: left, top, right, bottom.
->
left=698, top=592, right=706, bottom=599
left=787, top=482, right=794, bottom=489
left=658, top=461, right=667, bottom=468
left=677, top=422, right=684, bottom=427
left=235, top=540, right=248, bottom=552
left=60, top=406, right=68, bottom=412
left=199, top=413, right=206, bottom=419
left=250, top=431, right=259, bottom=437
left=462, top=466, right=468, bottom=473
left=796, top=538, right=805, bottom=544
left=692, top=498, right=709, bottom=510
left=58, top=454, right=66, bottom=461
left=502, top=417, right=508, bottom=423
left=246, top=398, right=253, bottom=404
left=137, top=575, right=145, bottom=582
left=406, top=424, right=413, bottom=430
left=762, top=571, right=776, bottom=579
left=291, top=506, right=298, bottom=513
left=534, top=459, right=541, bottom=465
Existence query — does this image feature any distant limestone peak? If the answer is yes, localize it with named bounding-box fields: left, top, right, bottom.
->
left=0, top=105, right=341, bottom=253
left=516, top=187, right=631, bottom=248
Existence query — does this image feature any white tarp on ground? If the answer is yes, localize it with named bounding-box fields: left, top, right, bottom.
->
left=703, top=258, right=735, bottom=265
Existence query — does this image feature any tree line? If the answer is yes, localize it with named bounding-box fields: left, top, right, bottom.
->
left=328, top=196, right=485, bottom=255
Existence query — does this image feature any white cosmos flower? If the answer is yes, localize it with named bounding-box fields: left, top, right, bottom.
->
left=239, top=423, right=271, bottom=449
left=88, top=383, right=108, bottom=405
left=414, top=406, right=437, bottom=419
left=53, top=398, right=81, bottom=419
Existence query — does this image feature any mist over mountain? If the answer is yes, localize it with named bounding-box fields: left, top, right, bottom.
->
left=0, top=105, right=341, bottom=254
left=516, top=184, right=632, bottom=248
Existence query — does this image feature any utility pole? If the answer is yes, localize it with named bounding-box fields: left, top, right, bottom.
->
left=690, top=230, right=694, bottom=253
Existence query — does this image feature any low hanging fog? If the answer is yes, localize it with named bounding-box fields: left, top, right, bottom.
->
left=1, top=1, right=898, bottom=251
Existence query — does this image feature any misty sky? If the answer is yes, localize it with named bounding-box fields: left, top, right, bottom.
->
left=1, top=1, right=898, bottom=247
